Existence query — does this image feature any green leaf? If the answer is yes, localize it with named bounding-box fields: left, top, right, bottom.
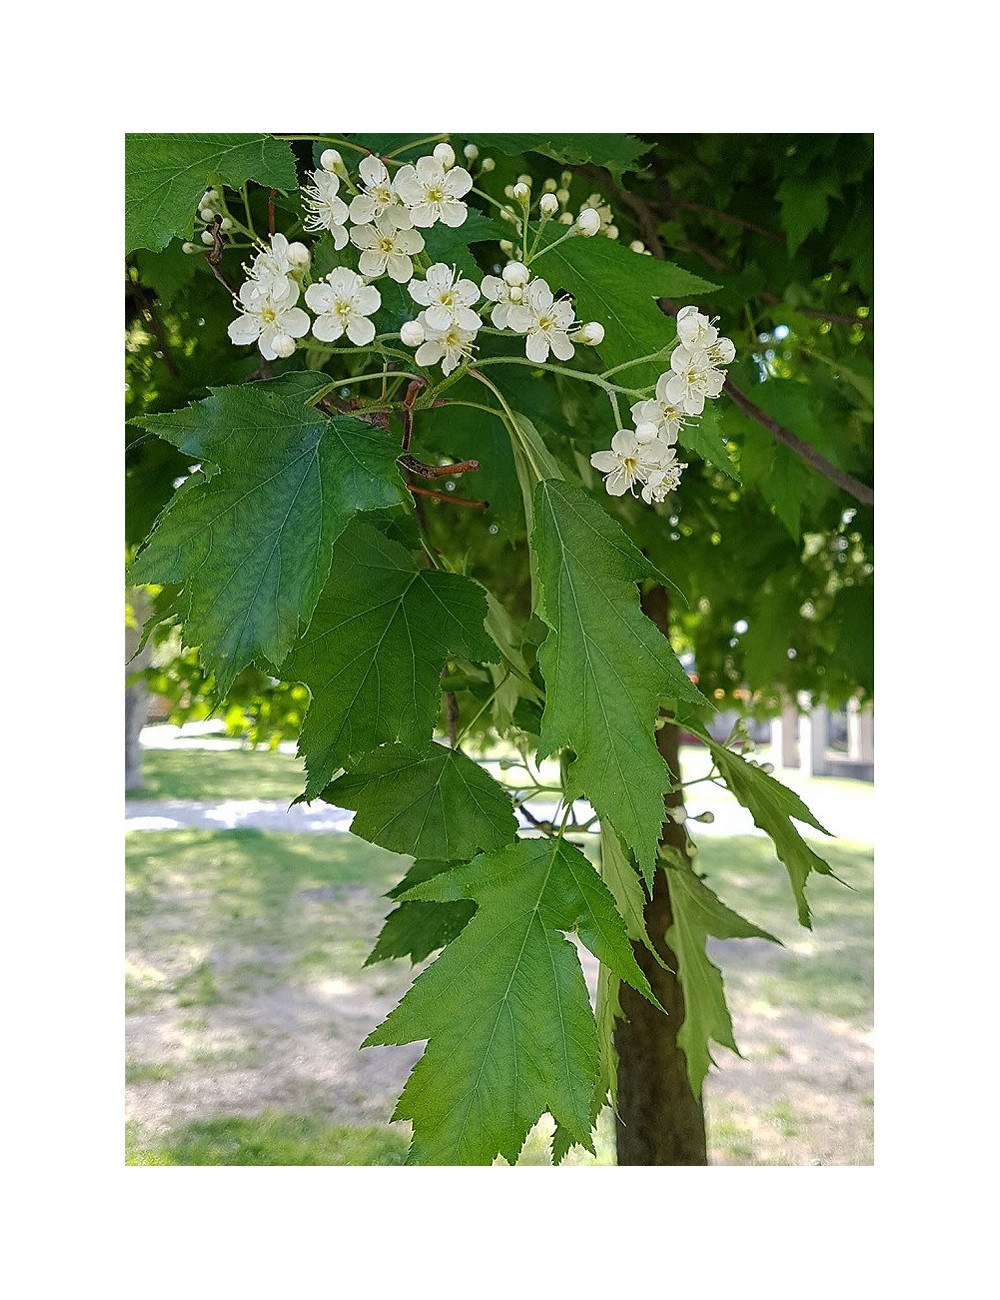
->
left=678, top=400, right=740, bottom=481
left=132, top=242, right=199, bottom=307
left=421, top=210, right=505, bottom=279
left=366, top=861, right=476, bottom=967
left=364, top=836, right=658, bottom=1165
left=125, top=133, right=297, bottom=254
left=532, top=480, right=706, bottom=881
left=128, top=375, right=406, bottom=695
left=532, top=231, right=717, bottom=392
left=706, top=739, right=835, bottom=927
left=321, top=743, right=517, bottom=859
left=283, top=520, right=494, bottom=798
left=663, top=855, right=779, bottom=1098
left=470, top=134, right=652, bottom=178
left=775, top=174, right=842, bottom=256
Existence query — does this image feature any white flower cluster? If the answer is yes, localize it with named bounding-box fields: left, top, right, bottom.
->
left=589, top=306, right=736, bottom=505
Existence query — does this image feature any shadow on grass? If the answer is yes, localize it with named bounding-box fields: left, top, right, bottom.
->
left=126, top=1112, right=409, bottom=1165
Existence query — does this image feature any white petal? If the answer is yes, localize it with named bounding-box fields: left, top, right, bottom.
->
left=590, top=450, right=620, bottom=472
left=414, top=340, right=444, bottom=367
left=312, top=315, right=345, bottom=343
left=347, top=316, right=376, bottom=346
left=305, top=283, right=334, bottom=313
left=358, top=249, right=385, bottom=278
left=549, top=331, right=575, bottom=362
left=611, top=429, right=639, bottom=456
left=423, top=304, right=453, bottom=331
left=387, top=253, right=414, bottom=283
left=228, top=314, right=261, bottom=345
left=355, top=285, right=381, bottom=316
left=359, top=155, right=388, bottom=188
left=392, top=166, right=422, bottom=205
left=409, top=279, right=431, bottom=306
left=350, top=224, right=378, bottom=250
left=279, top=307, right=311, bottom=338
left=454, top=306, right=482, bottom=332
left=408, top=202, right=437, bottom=228
left=443, top=166, right=473, bottom=198
left=525, top=331, right=550, bottom=363
left=438, top=199, right=468, bottom=227
left=604, top=469, right=630, bottom=496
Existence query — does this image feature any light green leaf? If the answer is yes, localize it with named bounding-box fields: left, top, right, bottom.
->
left=365, top=836, right=658, bottom=1165
left=321, top=743, right=517, bottom=859
left=283, top=520, right=494, bottom=798
left=532, top=480, right=706, bottom=880
left=128, top=374, right=406, bottom=695
left=706, top=739, right=835, bottom=927
left=532, top=230, right=718, bottom=391
left=663, top=855, right=779, bottom=1098
left=125, top=133, right=297, bottom=254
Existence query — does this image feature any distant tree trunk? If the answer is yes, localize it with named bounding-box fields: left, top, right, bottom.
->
left=613, top=584, right=708, bottom=1166
left=125, top=589, right=152, bottom=791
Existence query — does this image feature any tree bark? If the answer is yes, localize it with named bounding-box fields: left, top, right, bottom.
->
left=613, top=584, right=708, bottom=1165
left=125, top=589, right=153, bottom=791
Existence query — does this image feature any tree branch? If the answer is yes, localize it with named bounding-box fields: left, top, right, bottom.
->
left=723, top=378, right=874, bottom=507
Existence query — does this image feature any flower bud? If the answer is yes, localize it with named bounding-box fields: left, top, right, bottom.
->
left=560, top=171, right=573, bottom=187
left=576, top=208, right=601, bottom=236
left=634, top=420, right=659, bottom=442
left=760, top=762, right=774, bottom=775
left=542, top=178, right=557, bottom=193
left=182, top=242, right=198, bottom=254
left=516, top=174, right=532, bottom=187
left=203, top=189, right=220, bottom=205
left=557, top=212, right=574, bottom=225
left=605, top=225, right=620, bottom=240
left=502, top=261, right=530, bottom=287
left=434, top=142, right=455, bottom=168
left=499, top=239, right=514, bottom=254
left=500, top=208, right=516, bottom=223
left=694, top=811, right=715, bottom=824
left=555, top=188, right=570, bottom=205
left=630, top=240, right=645, bottom=253
left=539, top=192, right=559, bottom=216
left=512, top=182, right=530, bottom=202
left=587, top=193, right=603, bottom=208
left=480, top=157, right=495, bottom=172
left=463, top=143, right=479, bottom=162
left=320, top=149, right=342, bottom=172
left=201, top=229, right=215, bottom=245
left=575, top=321, right=605, bottom=346
left=270, top=333, right=297, bottom=359
left=287, top=241, right=310, bottom=267
left=400, top=319, right=425, bottom=347
left=669, top=806, right=688, bottom=824
left=200, top=207, right=215, bottom=222
left=219, top=217, right=233, bottom=232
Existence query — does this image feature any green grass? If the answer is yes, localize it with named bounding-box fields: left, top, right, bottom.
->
left=125, top=1113, right=409, bottom=1165
left=127, top=746, right=306, bottom=803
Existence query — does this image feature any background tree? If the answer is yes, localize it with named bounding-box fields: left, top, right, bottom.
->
left=125, top=132, right=873, bottom=1165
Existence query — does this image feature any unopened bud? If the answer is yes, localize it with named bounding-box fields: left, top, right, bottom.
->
left=694, top=811, right=715, bottom=824
left=630, top=240, right=645, bottom=253
left=539, top=192, right=559, bottom=216
left=463, top=143, right=479, bottom=162
left=512, top=182, right=530, bottom=202
left=270, top=333, right=297, bottom=359
left=760, top=762, right=774, bottom=775
left=219, top=217, right=234, bottom=232
left=203, top=189, right=220, bottom=205
left=287, top=241, right=310, bottom=267
left=503, top=184, right=515, bottom=199
left=480, top=157, right=495, bottom=172
left=182, top=242, right=198, bottom=254
left=560, top=170, right=573, bottom=187
left=502, top=261, right=530, bottom=287
left=400, top=319, right=425, bottom=347
left=201, top=229, right=215, bottom=245
left=320, top=149, right=342, bottom=172
left=557, top=212, right=574, bottom=225
left=688, top=842, right=699, bottom=857
left=516, top=174, right=532, bottom=187
left=200, top=207, right=215, bottom=222
left=499, top=238, right=514, bottom=254
left=433, top=142, right=455, bottom=168
left=669, top=806, right=688, bottom=824
left=605, top=225, right=620, bottom=240
left=575, top=321, right=605, bottom=346
left=576, top=208, right=601, bottom=236
left=555, top=187, right=570, bottom=205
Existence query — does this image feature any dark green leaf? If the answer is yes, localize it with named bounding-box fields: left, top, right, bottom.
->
left=125, top=133, right=297, bottom=253
left=471, top=134, right=652, bottom=178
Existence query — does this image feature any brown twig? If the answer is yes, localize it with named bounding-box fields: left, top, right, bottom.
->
left=407, top=485, right=488, bottom=508
left=723, top=378, right=874, bottom=507
left=401, top=378, right=425, bottom=451
left=204, top=215, right=238, bottom=295
left=268, top=189, right=276, bottom=238
left=398, top=455, right=481, bottom=479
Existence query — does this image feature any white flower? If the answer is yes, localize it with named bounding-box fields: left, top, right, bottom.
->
left=662, top=346, right=727, bottom=416
left=408, top=263, right=481, bottom=331
left=631, top=372, right=691, bottom=444
left=507, top=278, right=577, bottom=363
left=394, top=155, right=473, bottom=228
left=574, top=321, right=604, bottom=346
left=433, top=142, right=456, bottom=168
left=349, top=156, right=413, bottom=231
left=413, top=315, right=478, bottom=375
left=246, top=233, right=301, bottom=302
left=227, top=280, right=310, bottom=360
left=590, top=429, right=668, bottom=497
left=400, top=319, right=425, bottom=347
left=576, top=208, right=601, bottom=236
left=305, top=268, right=381, bottom=346
left=641, top=452, right=687, bottom=504
left=676, top=305, right=736, bottom=365
left=302, top=169, right=350, bottom=248
left=350, top=222, right=425, bottom=283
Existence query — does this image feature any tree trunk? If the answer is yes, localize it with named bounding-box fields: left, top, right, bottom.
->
left=613, top=585, right=708, bottom=1165
left=125, top=589, right=152, bottom=791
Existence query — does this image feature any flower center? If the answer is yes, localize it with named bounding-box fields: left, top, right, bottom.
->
left=538, top=315, right=555, bottom=332
left=260, top=307, right=276, bottom=323
left=426, top=187, right=445, bottom=203
left=377, top=236, right=395, bottom=254
left=439, top=291, right=454, bottom=306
